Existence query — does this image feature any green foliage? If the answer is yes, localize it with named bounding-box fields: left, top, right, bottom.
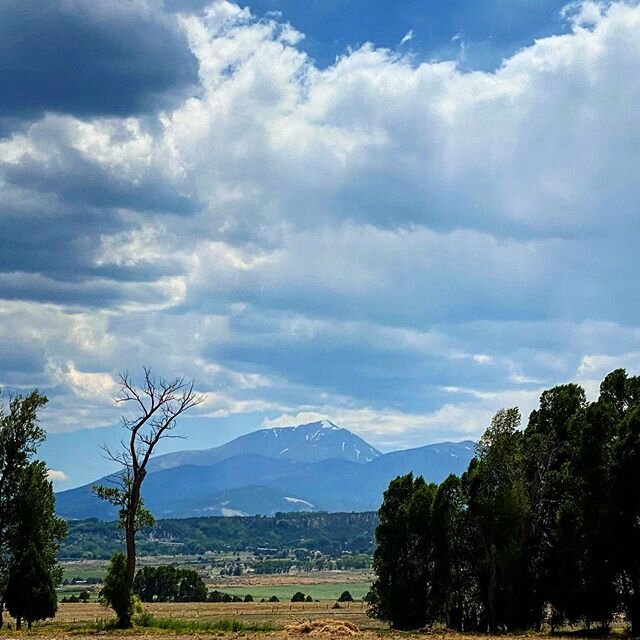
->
left=133, top=565, right=208, bottom=602
left=61, top=511, right=378, bottom=559
left=0, top=391, right=66, bottom=629
left=369, top=369, right=640, bottom=634
left=0, top=390, right=49, bottom=623
left=337, top=590, right=353, bottom=602
left=367, top=473, right=438, bottom=629
left=291, top=591, right=306, bottom=602
left=93, top=479, right=155, bottom=536
left=5, top=461, right=67, bottom=629
left=100, top=553, right=134, bottom=628
left=5, top=543, right=57, bottom=629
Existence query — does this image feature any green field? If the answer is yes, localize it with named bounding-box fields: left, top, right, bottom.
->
left=216, top=582, right=372, bottom=601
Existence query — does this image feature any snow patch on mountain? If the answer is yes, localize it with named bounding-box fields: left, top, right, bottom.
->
left=284, top=497, right=315, bottom=508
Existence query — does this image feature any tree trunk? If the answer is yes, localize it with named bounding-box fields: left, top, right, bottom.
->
left=631, top=571, right=640, bottom=636
left=0, top=602, right=3, bottom=628
left=16, top=616, right=21, bottom=631
left=125, top=480, right=142, bottom=587
left=125, top=519, right=136, bottom=587
left=488, top=543, right=498, bottom=633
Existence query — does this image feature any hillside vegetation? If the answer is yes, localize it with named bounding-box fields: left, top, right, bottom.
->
left=60, top=511, right=378, bottom=559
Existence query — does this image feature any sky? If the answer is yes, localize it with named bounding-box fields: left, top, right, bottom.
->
left=1, top=0, right=640, bottom=490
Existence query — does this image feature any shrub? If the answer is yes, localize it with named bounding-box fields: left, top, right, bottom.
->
left=337, top=590, right=353, bottom=602
left=99, top=553, right=133, bottom=628
left=291, top=591, right=306, bottom=602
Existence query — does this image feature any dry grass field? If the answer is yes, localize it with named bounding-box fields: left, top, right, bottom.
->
left=0, top=600, right=380, bottom=635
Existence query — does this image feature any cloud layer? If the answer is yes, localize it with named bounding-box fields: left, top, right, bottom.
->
left=1, top=1, right=640, bottom=480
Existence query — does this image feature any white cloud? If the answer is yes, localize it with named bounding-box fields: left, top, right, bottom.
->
left=400, top=29, right=415, bottom=45
left=47, top=469, right=69, bottom=482
left=1, top=0, right=639, bottom=452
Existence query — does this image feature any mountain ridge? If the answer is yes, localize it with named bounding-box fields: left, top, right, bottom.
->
left=147, top=420, right=381, bottom=472
left=56, top=420, right=475, bottom=520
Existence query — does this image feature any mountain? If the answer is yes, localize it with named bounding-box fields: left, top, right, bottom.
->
left=56, top=421, right=475, bottom=520
left=148, top=420, right=381, bottom=471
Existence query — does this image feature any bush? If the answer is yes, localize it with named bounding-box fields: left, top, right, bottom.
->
left=244, top=594, right=254, bottom=602
left=291, top=591, right=306, bottom=602
left=99, top=553, right=134, bottom=628
left=337, top=590, right=353, bottom=602
left=305, top=595, right=313, bottom=602
left=268, top=595, right=279, bottom=602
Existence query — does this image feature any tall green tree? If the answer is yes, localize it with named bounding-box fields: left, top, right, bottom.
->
left=466, top=408, right=532, bottom=632
left=368, top=473, right=437, bottom=629
left=4, top=461, right=66, bottom=629
left=432, top=474, right=478, bottom=630
left=4, top=543, right=57, bottom=630
left=607, top=370, right=640, bottom=634
left=0, top=391, right=49, bottom=627
left=523, top=384, right=586, bottom=628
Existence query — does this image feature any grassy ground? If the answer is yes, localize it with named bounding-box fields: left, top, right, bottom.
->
left=0, top=603, right=625, bottom=639
left=0, top=600, right=378, bottom=634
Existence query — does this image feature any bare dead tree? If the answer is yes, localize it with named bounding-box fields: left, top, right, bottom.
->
left=93, top=368, right=204, bottom=587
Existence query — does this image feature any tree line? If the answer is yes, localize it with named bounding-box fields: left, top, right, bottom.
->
left=0, top=392, right=66, bottom=630
left=368, top=369, right=640, bottom=633
left=133, top=565, right=208, bottom=602
left=61, top=512, right=377, bottom=559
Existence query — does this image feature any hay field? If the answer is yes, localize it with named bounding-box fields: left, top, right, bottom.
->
left=1, top=600, right=378, bottom=634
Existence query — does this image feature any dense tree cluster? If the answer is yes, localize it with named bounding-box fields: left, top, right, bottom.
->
left=61, top=512, right=377, bottom=559
left=368, top=369, right=640, bottom=633
left=133, top=566, right=208, bottom=602
left=0, top=392, right=67, bottom=630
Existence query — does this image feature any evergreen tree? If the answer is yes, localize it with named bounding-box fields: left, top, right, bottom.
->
left=5, top=543, right=57, bottom=630
left=4, top=461, right=66, bottom=628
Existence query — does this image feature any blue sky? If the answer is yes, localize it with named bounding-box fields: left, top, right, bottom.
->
left=1, top=0, right=640, bottom=489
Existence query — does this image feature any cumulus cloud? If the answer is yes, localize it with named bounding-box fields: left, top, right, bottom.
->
left=1, top=0, right=639, bottom=459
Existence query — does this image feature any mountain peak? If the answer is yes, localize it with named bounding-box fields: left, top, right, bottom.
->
left=147, top=420, right=381, bottom=473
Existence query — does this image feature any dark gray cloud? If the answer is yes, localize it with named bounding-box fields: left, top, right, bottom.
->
left=3, top=152, right=196, bottom=214
left=0, top=0, right=639, bottom=489
left=0, top=0, right=198, bottom=133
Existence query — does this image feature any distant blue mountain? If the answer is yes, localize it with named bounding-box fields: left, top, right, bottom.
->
left=55, top=421, right=475, bottom=519
left=147, top=420, right=381, bottom=471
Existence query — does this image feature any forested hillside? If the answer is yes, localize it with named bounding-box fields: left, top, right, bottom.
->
left=60, top=511, right=378, bottom=559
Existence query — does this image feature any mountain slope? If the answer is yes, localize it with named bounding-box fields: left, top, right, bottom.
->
left=56, top=437, right=476, bottom=520
left=148, top=420, right=381, bottom=472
